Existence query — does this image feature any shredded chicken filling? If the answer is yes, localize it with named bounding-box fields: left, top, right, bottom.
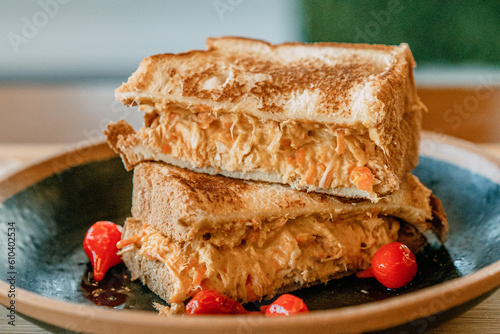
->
left=136, top=107, right=385, bottom=192
left=190, top=216, right=286, bottom=248
left=120, top=213, right=400, bottom=304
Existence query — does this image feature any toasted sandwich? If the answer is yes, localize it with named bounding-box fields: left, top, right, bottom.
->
left=107, top=37, right=426, bottom=201
left=117, top=162, right=448, bottom=308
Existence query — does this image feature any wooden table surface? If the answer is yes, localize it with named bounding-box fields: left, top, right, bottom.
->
left=0, top=143, right=499, bottom=334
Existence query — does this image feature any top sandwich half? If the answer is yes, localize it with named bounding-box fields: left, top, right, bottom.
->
left=109, top=37, right=426, bottom=201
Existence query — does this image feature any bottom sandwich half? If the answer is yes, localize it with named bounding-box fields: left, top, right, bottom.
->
left=117, top=162, right=448, bottom=310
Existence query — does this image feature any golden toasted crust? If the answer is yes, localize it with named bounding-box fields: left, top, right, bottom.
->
left=114, top=36, right=425, bottom=156
left=116, top=37, right=423, bottom=125
left=103, top=120, right=136, bottom=170
left=131, top=162, right=447, bottom=245
left=429, top=194, right=449, bottom=242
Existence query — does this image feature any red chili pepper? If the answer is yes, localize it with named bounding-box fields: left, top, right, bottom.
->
left=356, top=242, right=417, bottom=289
left=83, top=221, right=123, bottom=281
left=263, top=294, right=309, bottom=316
left=185, top=290, right=249, bottom=315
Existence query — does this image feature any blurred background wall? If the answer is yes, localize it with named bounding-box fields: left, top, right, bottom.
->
left=0, top=0, right=499, bottom=143
left=302, top=0, right=500, bottom=66
left=0, top=0, right=301, bottom=81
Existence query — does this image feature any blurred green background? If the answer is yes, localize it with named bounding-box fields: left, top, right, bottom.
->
left=301, top=0, right=500, bottom=65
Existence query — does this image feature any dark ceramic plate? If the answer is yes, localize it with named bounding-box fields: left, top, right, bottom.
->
left=0, top=134, right=499, bottom=334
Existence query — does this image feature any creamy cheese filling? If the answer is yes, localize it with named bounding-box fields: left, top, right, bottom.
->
left=134, top=107, right=385, bottom=192
left=121, top=213, right=399, bottom=304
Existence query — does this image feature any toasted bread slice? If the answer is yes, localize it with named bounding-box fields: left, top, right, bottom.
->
left=119, top=162, right=447, bottom=306
left=110, top=37, right=426, bottom=201
left=116, top=37, right=423, bottom=127
left=130, top=162, right=447, bottom=247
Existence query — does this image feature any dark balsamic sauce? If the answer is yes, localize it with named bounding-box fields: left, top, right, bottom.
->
left=80, top=263, right=131, bottom=308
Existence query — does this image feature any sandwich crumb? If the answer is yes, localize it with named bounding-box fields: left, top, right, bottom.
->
left=154, top=302, right=186, bottom=316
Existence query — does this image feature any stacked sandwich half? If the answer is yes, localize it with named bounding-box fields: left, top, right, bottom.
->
left=106, top=37, right=448, bottom=312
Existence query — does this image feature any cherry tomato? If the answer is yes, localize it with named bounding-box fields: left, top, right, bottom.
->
left=83, top=221, right=123, bottom=281
left=356, top=242, right=417, bottom=289
left=185, top=290, right=249, bottom=315
left=263, top=294, right=309, bottom=316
